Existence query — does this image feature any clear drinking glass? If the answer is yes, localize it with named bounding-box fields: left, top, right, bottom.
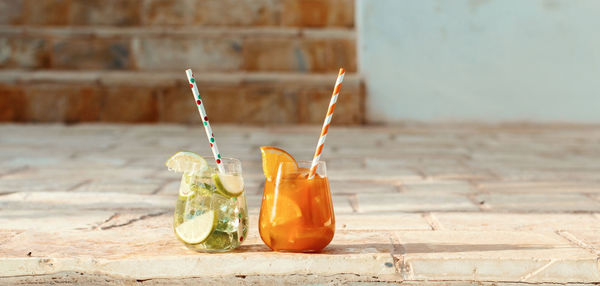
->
left=259, top=161, right=335, bottom=252
left=173, top=158, right=248, bottom=252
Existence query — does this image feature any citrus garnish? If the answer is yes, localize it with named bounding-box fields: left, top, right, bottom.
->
left=273, top=195, right=302, bottom=226
left=166, top=151, right=208, bottom=173
left=178, top=174, right=197, bottom=198
left=260, top=146, right=298, bottom=181
left=212, top=173, right=244, bottom=197
left=175, top=210, right=216, bottom=244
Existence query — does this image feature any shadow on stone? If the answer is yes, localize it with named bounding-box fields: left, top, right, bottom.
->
left=399, top=243, right=559, bottom=254
left=231, top=242, right=562, bottom=255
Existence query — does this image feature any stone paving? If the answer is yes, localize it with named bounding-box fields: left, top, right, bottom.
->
left=1, top=123, right=600, bottom=285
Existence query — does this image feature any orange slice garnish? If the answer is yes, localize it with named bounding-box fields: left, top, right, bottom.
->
left=260, top=146, right=298, bottom=181
left=272, top=195, right=303, bottom=226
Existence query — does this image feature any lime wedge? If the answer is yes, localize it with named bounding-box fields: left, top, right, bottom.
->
left=166, top=151, right=208, bottom=173
left=212, top=173, right=244, bottom=197
left=175, top=210, right=216, bottom=244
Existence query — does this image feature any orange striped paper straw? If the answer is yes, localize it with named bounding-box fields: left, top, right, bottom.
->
left=308, top=68, right=345, bottom=179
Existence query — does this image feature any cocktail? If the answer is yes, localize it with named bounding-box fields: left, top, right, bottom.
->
left=164, top=69, right=248, bottom=252
left=259, top=154, right=334, bottom=252
left=167, top=152, right=248, bottom=252
left=258, top=68, right=345, bottom=252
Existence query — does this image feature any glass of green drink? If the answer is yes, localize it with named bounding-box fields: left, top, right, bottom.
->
left=169, top=153, right=248, bottom=252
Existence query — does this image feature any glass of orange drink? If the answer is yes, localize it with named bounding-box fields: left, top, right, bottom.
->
left=259, top=147, right=335, bottom=252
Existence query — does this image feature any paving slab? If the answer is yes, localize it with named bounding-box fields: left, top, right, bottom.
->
left=329, top=180, right=399, bottom=194
left=2, top=167, right=158, bottom=181
left=336, top=213, right=432, bottom=231
left=394, top=231, right=600, bottom=283
left=433, top=212, right=600, bottom=231
left=0, top=214, right=396, bottom=279
left=328, top=168, right=423, bottom=182
left=400, top=180, right=478, bottom=194
left=0, top=209, right=114, bottom=231
left=478, top=181, right=600, bottom=194
left=0, top=178, right=87, bottom=193
left=0, top=192, right=173, bottom=211
left=558, top=229, right=600, bottom=255
left=72, top=178, right=166, bottom=194
left=476, top=193, right=600, bottom=212
left=1, top=123, right=600, bottom=284
left=356, top=193, right=479, bottom=213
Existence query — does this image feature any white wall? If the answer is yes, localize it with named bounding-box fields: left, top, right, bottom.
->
left=358, top=0, right=600, bottom=123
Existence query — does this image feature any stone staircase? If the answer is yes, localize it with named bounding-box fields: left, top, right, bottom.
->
left=0, top=0, right=362, bottom=124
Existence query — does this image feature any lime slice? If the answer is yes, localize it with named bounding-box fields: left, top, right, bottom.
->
left=179, top=171, right=218, bottom=198
left=166, top=151, right=208, bottom=173
left=175, top=210, right=216, bottom=244
left=212, top=173, right=244, bottom=197
left=178, top=174, right=196, bottom=198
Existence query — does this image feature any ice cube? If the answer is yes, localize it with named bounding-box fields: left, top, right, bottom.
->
left=213, top=194, right=239, bottom=233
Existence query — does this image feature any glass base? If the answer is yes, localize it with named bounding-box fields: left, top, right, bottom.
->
left=184, top=244, right=239, bottom=253
left=178, top=231, right=244, bottom=253
left=270, top=248, right=324, bottom=253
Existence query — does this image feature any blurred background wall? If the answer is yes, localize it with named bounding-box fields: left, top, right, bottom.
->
left=1, top=0, right=599, bottom=124
left=0, top=0, right=361, bottom=124
left=359, top=0, right=600, bottom=123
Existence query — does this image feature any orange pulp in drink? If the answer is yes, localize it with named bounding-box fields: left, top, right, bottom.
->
left=259, top=168, right=335, bottom=252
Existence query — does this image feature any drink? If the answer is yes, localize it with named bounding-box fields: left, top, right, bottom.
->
left=168, top=153, right=248, bottom=252
left=258, top=69, right=342, bottom=252
left=259, top=153, right=335, bottom=252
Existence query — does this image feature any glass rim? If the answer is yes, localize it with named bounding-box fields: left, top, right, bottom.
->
left=279, top=160, right=326, bottom=165
left=278, top=160, right=327, bottom=173
left=185, top=156, right=242, bottom=174
left=188, top=156, right=241, bottom=166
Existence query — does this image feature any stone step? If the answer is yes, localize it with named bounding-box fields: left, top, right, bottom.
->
left=0, top=70, right=363, bottom=124
left=0, top=0, right=354, bottom=28
left=0, top=26, right=356, bottom=73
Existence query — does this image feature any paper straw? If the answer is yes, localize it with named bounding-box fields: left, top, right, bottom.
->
left=185, top=69, right=225, bottom=174
left=308, top=68, right=345, bottom=179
